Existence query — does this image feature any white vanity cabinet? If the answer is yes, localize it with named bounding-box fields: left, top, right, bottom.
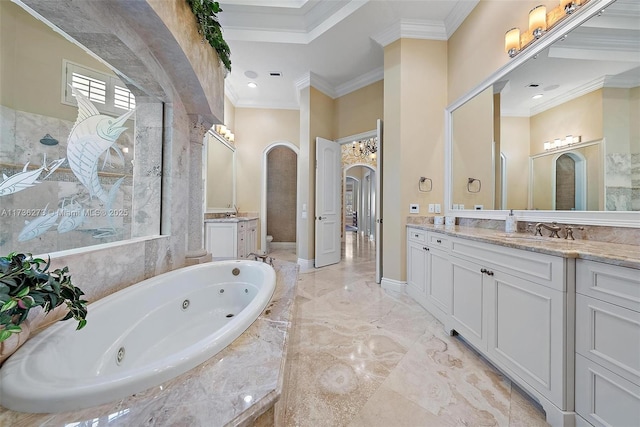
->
left=574, top=259, right=640, bottom=427
left=406, top=226, right=575, bottom=425
left=406, top=229, right=452, bottom=326
left=205, top=218, right=258, bottom=259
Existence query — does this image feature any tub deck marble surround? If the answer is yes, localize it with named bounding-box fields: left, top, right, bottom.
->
left=278, top=234, right=549, bottom=426
left=0, top=261, right=298, bottom=427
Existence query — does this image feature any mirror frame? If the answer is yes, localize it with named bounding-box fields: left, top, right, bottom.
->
left=204, top=130, right=236, bottom=213
left=445, top=0, right=639, bottom=228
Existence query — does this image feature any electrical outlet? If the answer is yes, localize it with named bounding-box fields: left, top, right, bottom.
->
left=428, top=204, right=435, bottom=213
left=410, top=204, right=419, bottom=213
left=459, top=204, right=465, bottom=210
left=435, top=204, right=441, bottom=214
left=453, top=204, right=459, bottom=210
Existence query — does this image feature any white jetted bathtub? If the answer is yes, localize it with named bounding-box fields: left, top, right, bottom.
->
left=0, top=259, right=276, bottom=414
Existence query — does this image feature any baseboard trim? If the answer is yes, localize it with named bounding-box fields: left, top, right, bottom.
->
left=381, top=277, right=406, bottom=293
left=297, top=258, right=315, bottom=272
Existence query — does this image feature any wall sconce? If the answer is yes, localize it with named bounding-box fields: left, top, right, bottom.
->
left=505, top=27, right=521, bottom=58
left=419, top=177, right=432, bottom=192
left=505, top=0, right=590, bottom=58
left=529, top=5, right=547, bottom=39
left=352, top=137, right=377, bottom=159
left=467, top=177, right=481, bottom=193
left=543, top=135, right=582, bottom=151
left=215, top=124, right=235, bottom=143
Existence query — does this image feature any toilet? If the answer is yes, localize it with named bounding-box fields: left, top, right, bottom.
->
left=266, top=235, right=273, bottom=253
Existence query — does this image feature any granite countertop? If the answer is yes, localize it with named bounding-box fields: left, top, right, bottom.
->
left=407, top=224, right=640, bottom=270
left=0, top=261, right=299, bottom=427
left=204, top=216, right=258, bottom=223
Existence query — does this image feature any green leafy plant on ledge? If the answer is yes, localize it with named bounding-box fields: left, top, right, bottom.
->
left=187, top=0, right=232, bottom=72
left=0, top=253, right=88, bottom=342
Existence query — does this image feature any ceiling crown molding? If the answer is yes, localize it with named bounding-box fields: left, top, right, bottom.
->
left=295, top=72, right=337, bottom=99
left=334, top=66, right=384, bottom=97
left=444, top=0, right=479, bottom=38
left=371, top=19, right=448, bottom=48
left=529, top=76, right=606, bottom=116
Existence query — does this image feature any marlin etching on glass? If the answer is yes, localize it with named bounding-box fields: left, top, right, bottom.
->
left=66, top=85, right=134, bottom=238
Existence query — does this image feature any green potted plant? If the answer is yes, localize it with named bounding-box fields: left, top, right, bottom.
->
left=0, top=252, right=88, bottom=342
left=187, top=0, right=232, bottom=72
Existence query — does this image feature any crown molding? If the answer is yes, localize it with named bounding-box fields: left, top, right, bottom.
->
left=529, top=76, right=606, bottom=116
left=334, top=66, right=384, bottom=97
left=371, top=18, right=448, bottom=47
left=232, top=99, right=301, bottom=110
left=295, top=71, right=337, bottom=99
left=443, top=0, right=479, bottom=38
left=224, top=79, right=240, bottom=106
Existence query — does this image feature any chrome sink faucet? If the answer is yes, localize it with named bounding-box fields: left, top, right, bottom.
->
left=534, top=222, right=562, bottom=238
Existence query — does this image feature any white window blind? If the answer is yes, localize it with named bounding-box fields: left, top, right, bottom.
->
left=63, top=60, right=135, bottom=115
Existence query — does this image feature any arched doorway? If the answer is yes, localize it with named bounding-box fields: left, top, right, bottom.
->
left=554, top=151, right=586, bottom=210
left=261, top=142, right=299, bottom=257
left=343, top=163, right=377, bottom=257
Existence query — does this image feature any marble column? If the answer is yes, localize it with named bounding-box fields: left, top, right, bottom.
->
left=185, top=116, right=212, bottom=265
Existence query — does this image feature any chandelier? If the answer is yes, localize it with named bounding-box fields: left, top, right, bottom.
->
left=352, top=137, right=377, bottom=159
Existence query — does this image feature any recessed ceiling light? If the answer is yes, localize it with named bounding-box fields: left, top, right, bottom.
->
left=248, top=82, right=257, bottom=88
left=244, top=70, right=258, bottom=79
left=532, top=94, right=543, bottom=100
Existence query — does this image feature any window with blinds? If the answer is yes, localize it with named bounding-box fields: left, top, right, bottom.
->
left=63, top=60, right=135, bottom=115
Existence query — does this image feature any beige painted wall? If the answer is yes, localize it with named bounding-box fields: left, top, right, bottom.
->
left=447, top=0, right=558, bottom=104
left=531, top=89, right=603, bottom=155
left=334, top=80, right=383, bottom=139
left=233, top=107, right=299, bottom=249
left=0, top=2, right=114, bottom=121
left=452, top=86, right=494, bottom=210
left=501, top=116, right=531, bottom=209
left=383, top=38, right=447, bottom=282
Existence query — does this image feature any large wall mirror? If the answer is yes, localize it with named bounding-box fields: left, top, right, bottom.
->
left=204, top=131, right=236, bottom=213
left=446, top=0, right=639, bottom=226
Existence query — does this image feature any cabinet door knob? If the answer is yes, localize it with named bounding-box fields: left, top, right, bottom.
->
left=486, top=270, right=494, bottom=276
left=415, top=234, right=419, bottom=238
left=423, top=247, right=430, bottom=251
left=436, top=239, right=442, bottom=243
left=480, top=268, right=487, bottom=273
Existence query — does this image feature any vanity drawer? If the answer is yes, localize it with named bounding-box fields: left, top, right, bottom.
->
left=407, top=228, right=427, bottom=243
left=576, top=293, right=640, bottom=385
left=427, top=232, right=451, bottom=251
left=575, top=354, right=640, bottom=427
left=450, top=238, right=566, bottom=292
left=577, top=259, right=640, bottom=312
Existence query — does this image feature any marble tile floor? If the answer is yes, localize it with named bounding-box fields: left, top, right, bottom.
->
left=270, top=232, right=550, bottom=427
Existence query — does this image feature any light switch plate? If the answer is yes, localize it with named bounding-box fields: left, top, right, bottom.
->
left=410, top=204, right=419, bottom=213
left=428, top=204, right=434, bottom=213
left=435, top=204, right=441, bottom=214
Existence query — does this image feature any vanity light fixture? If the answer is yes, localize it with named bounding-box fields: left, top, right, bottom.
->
left=214, top=124, right=235, bottom=144
left=352, top=137, right=378, bottom=159
left=529, top=5, right=547, bottom=39
left=543, top=135, right=582, bottom=151
left=505, top=0, right=590, bottom=58
left=505, top=27, right=521, bottom=58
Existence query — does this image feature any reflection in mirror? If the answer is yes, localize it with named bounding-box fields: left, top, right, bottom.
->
left=204, top=131, right=236, bottom=212
left=531, top=140, right=603, bottom=210
left=449, top=0, right=639, bottom=214
left=0, top=1, right=162, bottom=255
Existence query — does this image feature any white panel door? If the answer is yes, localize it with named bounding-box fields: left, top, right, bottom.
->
left=315, top=137, right=341, bottom=268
